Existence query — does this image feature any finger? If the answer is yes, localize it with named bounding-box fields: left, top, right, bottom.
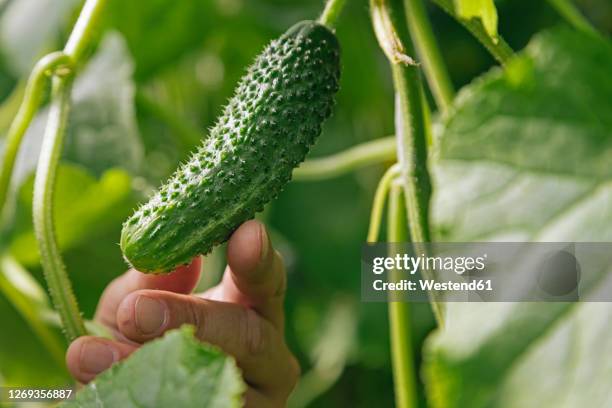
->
left=95, top=257, right=201, bottom=330
left=217, top=220, right=286, bottom=330
left=66, top=336, right=137, bottom=383
left=116, top=290, right=298, bottom=391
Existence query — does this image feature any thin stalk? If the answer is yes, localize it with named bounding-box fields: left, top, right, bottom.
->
left=392, top=85, right=430, bottom=244
left=319, top=0, right=348, bottom=28
left=547, top=0, right=598, bottom=35
left=33, top=76, right=86, bottom=341
left=371, top=0, right=444, bottom=325
left=387, top=182, right=418, bottom=408
left=0, top=81, right=25, bottom=135
left=64, top=0, right=109, bottom=61
left=403, top=0, right=454, bottom=113
left=0, top=52, right=71, bottom=218
left=40, top=310, right=113, bottom=339
left=28, top=0, right=109, bottom=342
left=295, top=137, right=396, bottom=182
left=367, top=164, right=400, bottom=243
left=430, top=0, right=513, bottom=65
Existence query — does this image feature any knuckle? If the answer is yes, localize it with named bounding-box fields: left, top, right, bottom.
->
left=189, top=299, right=206, bottom=335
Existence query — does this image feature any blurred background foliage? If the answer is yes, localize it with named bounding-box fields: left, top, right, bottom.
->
left=0, top=0, right=610, bottom=406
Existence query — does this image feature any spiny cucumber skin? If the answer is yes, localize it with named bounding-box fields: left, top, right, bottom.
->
left=121, top=21, right=341, bottom=273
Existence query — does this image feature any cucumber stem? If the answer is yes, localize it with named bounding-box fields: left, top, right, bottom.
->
left=295, top=137, right=396, bottom=182
left=30, top=0, right=110, bottom=342
left=387, top=182, right=418, bottom=408
left=371, top=0, right=444, bottom=325
left=0, top=52, right=71, bottom=220
left=319, top=0, right=348, bottom=28
left=64, top=0, right=109, bottom=61
left=32, top=76, right=86, bottom=341
left=367, top=164, right=400, bottom=243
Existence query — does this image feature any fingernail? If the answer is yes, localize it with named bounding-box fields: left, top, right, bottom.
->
left=80, top=341, right=118, bottom=374
left=135, top=296, right=168, bottom=335
left=259, top=223, right=269, bottom=262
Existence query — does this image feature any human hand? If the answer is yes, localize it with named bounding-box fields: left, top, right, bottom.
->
left=66, top=220, right=299, bottom=407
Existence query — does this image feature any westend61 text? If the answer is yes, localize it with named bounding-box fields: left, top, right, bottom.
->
left=373, top=279, right=493, bottom=292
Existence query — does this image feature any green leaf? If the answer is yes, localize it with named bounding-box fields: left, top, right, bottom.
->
left=426, top=29, right=612, bottom=408
left=453, top=0, right=499, bottom=43
left=61, top=326, right=245, bottom=408
left=62, top=33, right=144, bottom=176
left=13, top=33, right=143, bottom=182
left=107, top=0, right=221, bottom=80
left=9, top=164, right=134, bottom=267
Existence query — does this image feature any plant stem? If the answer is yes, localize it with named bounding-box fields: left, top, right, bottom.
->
left=403, top=0, right=454, bottom=113
left=33, top=76, right=86, bottom=341
left=431, top=0, right=514, bottom=65
left=367, top=164, right=400, bottom=242
left=387, top=182, right=418, bottom=408
left=547, top=0, right=598, bottom=35
left=319, top=0, right=348, bottom=28
left=64, top=0, right=109, bottom=61
left=27, top=0, right=109, bottom=342
left=295, top=137, right=396, bottom=182
left=0, top=52, right=72, bottom=219
left=371, top=0, right=444, bottom=325
left=0, top=81, right=25, bottom=136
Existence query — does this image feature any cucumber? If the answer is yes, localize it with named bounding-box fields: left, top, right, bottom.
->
left=121, top=21, right=340, bottom=273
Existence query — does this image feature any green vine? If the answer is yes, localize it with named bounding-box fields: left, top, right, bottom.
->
left=0, top=52, right=72, bottom=219
left=371, top=0, right=444, bottom=325
left=63, top=0, right=109, bottom=62
left=1, top=0, right=110, bottom=342
left=295, top=137, right=396, bottom=182
left=32, top=76, right=85, bottom=341
left=319, top=0, right=349, bottom=28
left=387, top=182, right=418, bottom=408
left=367, top=164, right=400, bottom=242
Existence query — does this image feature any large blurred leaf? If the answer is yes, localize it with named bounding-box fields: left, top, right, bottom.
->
left=9, top=164, right=133, bottom=267
left=0, top=290, right=69, bottom=387
left=13, top=32, right=143, bottom=184
left=63, top=33, right=143, bottom=175
left=0, top=257, right=68, bottom=388
left=107, top=0, right=221, bottom=80
left=61, top=326, right=245, bottom=408
left=0, top=0, right=79, bottom=76
left=426, top=29, right=612, bottom=408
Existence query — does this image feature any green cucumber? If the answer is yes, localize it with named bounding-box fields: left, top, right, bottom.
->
left=121, top=21, right=340, bottom=273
